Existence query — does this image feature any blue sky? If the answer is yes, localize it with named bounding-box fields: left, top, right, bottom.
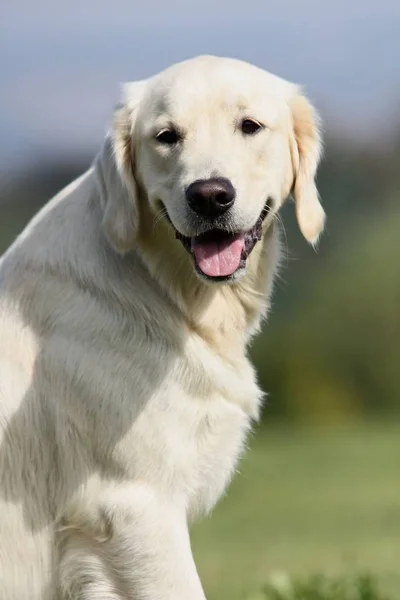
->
left=1, top=0, right=400, bottom=167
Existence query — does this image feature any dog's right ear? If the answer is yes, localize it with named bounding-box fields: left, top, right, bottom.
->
left=96, top=80, right=148, bottom=253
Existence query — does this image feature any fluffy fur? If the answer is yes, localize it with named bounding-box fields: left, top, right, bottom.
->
left=0, top=55, right=324, bottom=599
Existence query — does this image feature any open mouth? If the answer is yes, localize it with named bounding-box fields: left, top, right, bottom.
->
left=173, top=201, right=271, bottom=281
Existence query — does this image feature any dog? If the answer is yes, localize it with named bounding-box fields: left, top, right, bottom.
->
left=0, top=55, right=324, bottom=599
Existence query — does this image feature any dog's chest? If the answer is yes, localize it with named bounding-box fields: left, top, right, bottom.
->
left=111, top=340, right=262, bottom=518
left=117, top=389, right=252, bottom=519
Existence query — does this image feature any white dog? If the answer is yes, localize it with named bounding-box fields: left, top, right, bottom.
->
left=0, top=55, right=324, bottom=599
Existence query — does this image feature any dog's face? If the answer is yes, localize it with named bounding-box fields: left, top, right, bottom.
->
left=100, top=56, right=325, bottom=283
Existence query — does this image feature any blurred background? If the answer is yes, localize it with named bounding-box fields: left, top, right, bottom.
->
left=1, top=1, right=400, bottom=597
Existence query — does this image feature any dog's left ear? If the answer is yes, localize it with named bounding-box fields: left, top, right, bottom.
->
left=290, top=92, right=325, bottom=245
left=97, top=80, right=148, bottom=253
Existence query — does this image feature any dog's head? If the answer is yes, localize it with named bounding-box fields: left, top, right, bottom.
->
left=98, top=56, right=324, bottom=283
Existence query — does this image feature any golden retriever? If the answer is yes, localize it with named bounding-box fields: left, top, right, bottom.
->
left=0, top=55, right=324, bottom=599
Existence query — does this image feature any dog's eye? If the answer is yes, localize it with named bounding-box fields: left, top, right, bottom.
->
left=241, top=119, right=263, bottom=135
left=155, top=128, right=179, bottom=145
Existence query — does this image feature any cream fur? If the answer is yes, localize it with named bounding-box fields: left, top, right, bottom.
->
left=0, top=55, right=323, bottom=599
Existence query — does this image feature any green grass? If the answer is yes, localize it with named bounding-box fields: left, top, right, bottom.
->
left=259, top=573, right=391, bottom=600
left=191, top=422, right=400, bottom=599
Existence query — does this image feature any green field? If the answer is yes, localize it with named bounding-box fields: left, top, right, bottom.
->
left=191, top=422, right=400, bottom=599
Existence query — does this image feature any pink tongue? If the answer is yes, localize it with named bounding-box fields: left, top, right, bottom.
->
left=191, top=233, right=245, bottom=277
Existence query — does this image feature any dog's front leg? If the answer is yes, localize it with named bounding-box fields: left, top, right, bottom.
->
left=58, top=483, right=207, bottom=600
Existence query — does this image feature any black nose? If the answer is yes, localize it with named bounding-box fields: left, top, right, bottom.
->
left=185, top=177, right=236, bottom=218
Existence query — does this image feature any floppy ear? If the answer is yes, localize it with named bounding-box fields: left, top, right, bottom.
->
left=290, top=92, right=325, bottom=245
left=96, top=80, right=148, bottom=253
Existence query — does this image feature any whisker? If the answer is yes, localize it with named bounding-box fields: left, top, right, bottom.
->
left=152, top=207, right=169, bottom=235
left=274, top=212, right=289, bottom=271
